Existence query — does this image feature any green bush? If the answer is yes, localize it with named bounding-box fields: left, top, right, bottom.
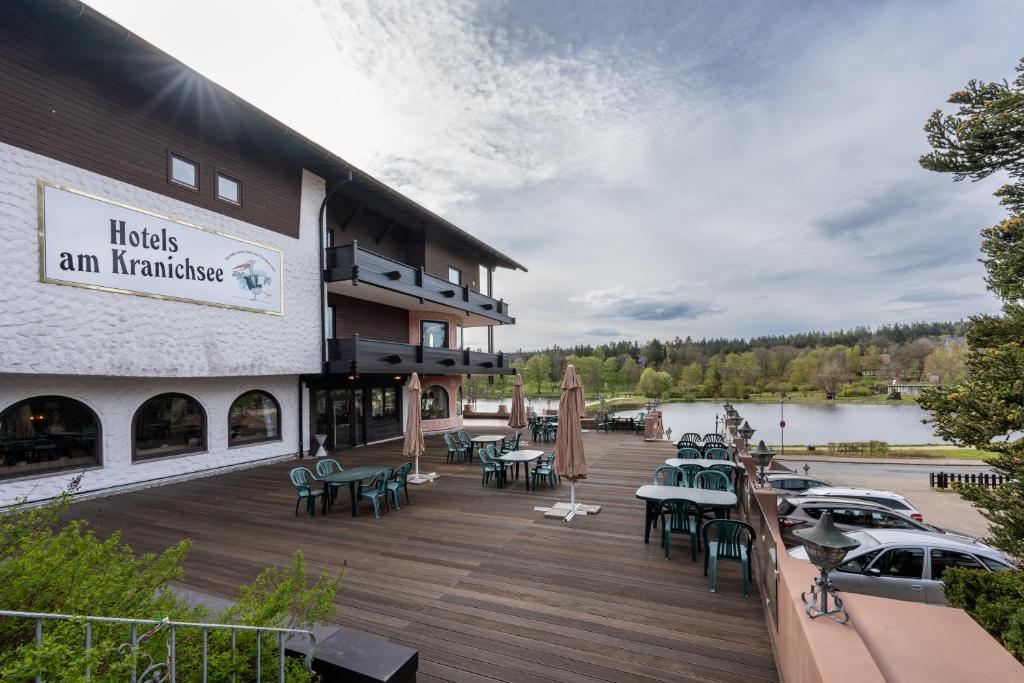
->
left=841, top=386, right=873, bottom=397
left=943, top=568, right=1024, bottom=661
left=0, top=485, right=342, bottom=681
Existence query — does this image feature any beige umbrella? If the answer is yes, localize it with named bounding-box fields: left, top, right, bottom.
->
left=507, top=373, right=528, bottom=439
left=403, top=373, right=430, bottom=483
left=554, top=364, right=588, bottom=520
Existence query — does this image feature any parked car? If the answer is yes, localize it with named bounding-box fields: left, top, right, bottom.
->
left=788, top=529, right=1014, bottom=605
left=798, top=486, right=923, bottom=521
left=777, top=497, right=942, bottom=547
left=765, top=473, right=831, bottom=494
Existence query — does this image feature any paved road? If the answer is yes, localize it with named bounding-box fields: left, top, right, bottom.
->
left=777, top=458, right=993, bottom=539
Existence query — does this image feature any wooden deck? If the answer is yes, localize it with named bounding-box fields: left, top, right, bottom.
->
left=70, top=430, right=777, bottom=682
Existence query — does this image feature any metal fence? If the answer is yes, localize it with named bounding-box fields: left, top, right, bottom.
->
left=930, top=471, right=1008, bottom=489
left=0, top=609, right=318, bottom=682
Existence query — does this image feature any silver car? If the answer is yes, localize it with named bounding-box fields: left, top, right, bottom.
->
left=765, top=473, right=831, bottom=495
left=789, top=528, right=1015, bottom=605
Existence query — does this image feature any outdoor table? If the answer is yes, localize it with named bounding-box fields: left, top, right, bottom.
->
left=497, top=449, right=545, bottom=490
left=470, top=434, right=506, bottom=457
left=664, top=458, right=742, bottom=470
left=320, top=464, right=388, bottom=517
left=635, top=484, right=737, bottom=544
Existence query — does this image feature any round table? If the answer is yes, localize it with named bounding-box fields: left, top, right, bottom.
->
left=634, top=484, right=737, bottom=544
left=320, top=464, right=388, bottom=517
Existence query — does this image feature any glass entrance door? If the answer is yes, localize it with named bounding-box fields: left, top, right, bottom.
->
left=330, top=389, right=352, bottom=449
left=353, top=389, right=365, bottom=444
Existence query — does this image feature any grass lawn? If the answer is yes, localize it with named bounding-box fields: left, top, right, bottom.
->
left=773, top=444, right=996, bottom=460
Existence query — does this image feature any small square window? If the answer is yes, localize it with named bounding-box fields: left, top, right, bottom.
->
left=448, top=266, right=462, bottom=285
left=216, top=173, right=241, bottom=205
left=169, top=154, right=198, bottom=189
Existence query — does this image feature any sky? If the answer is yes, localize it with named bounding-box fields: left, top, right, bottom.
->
left=90, top=0, right=1023, bottom=351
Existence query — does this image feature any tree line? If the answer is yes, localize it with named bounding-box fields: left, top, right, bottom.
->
left=493, top=321, right=968, bottom=399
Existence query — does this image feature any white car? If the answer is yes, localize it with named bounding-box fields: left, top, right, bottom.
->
left=789, top=529, right=1014, bottom=605
left=799, top=487, right=923, bottom=522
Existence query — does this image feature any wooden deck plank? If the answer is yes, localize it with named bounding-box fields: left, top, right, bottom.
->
left=67, top=430, right=777, bottom=682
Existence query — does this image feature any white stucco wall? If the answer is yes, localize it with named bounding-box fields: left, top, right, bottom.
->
left=0, top=373, right=308, bottom=504
left=0, top=142, right=325, bottom=377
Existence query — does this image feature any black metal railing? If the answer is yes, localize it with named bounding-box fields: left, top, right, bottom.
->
left=326, top=335, right=510, bottom=376
left=930, top=471, right=1007, bottom=489
left=324, top=242, right=513, bottom=325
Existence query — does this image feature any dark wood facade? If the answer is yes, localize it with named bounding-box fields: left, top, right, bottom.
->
left=329, top=293, right=409, bottom=344
left=0, top=5, right=305, bottom=238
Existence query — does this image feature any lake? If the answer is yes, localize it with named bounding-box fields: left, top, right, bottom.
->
left=615, top=402, right=944, bottom=445
left=469, top=398, right=943, bottom=444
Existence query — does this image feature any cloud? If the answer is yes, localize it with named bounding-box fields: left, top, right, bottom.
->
left=87, top=0, right=1018, bottom=350
left=572, top=286, right=721, bottom=322
left=584, top=328, right=625, bottom=337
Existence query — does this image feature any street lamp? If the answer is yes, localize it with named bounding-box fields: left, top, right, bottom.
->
left=794, top=512, right=861, bottom=624
left=750, top=440, right=775, bottom=487
left=738, top=420, right=755, bottom=450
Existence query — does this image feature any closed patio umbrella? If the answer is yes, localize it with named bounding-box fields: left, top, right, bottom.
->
left=555, top=364, right=588, bottom=520
left=507, top=373, right=528, bottom=437
left=403, top=373, right=431, bottom=483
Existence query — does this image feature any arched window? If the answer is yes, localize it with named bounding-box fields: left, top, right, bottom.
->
left=228, top=390, right=281, bottom=447
left=421, top=385, right=449, bottom=420
left=133, top=393, right=206, bottom=461
left=0, top=396, right=101, bottom=479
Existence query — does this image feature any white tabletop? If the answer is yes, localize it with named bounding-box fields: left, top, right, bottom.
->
left=635, top=485, right=737, bottom=508
left=664, top=458, right=741, bottom=469
left=498, top=449, right=545, bottom=463
left=472, top=435, right=507, bottom=442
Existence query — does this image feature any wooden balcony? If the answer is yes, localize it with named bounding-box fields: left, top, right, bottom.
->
left=325, top=242, right=514, bottom=325
left=327, top=335, right=511, bottom=376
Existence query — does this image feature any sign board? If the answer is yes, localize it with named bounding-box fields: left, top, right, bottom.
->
left=38, top=181, right=283, bottom=315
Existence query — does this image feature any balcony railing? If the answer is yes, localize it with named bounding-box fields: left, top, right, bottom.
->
left=327, top=335, right=511, bottom=376
left=324, top=242, right=514, bottom=325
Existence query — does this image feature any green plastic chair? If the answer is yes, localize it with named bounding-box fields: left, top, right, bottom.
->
left=388, top=462, right=412, bottom=509
left=676, top=447, right=702, bottom=460
left=709, top=464, right=737, bottom=490
left=677, top=463, right=704, bottom=487
left=289, top=467, right=325, bottom=518
left=653, top=465, right=684, bottom=486
left=676, top=440, right=701, bottom=452
left=479, top=448, right=503, bottom=486
left=531, top=452, right=558, bottom=489
left=358, top=468, right=393, bottom=518
left=681, top=432, right=703, bottom=445
left=694, top=469, right=733, bottom=492
left=659, top=499, right=701, bottom=561
left=486, top=444, right=513, bottom=481
left=702, top=433, right=725, bottom=445
left=704, top=447, right=731, bottom=461
left=456, top=430, right=474, bottom=462
left=702, top=519, right=755, bottom=596
left=443, top=432, right=466, bottom=463
left=315, top=458, right=344, bottom=506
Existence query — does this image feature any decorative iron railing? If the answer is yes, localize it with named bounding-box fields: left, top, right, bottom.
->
left=0, top=609, right=318, bottom=682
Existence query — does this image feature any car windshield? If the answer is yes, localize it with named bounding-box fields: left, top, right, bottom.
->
left=778, top=499, right=797, bottom=515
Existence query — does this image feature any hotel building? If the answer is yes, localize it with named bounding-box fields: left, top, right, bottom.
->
left=0, top=0, right=522, bottom=505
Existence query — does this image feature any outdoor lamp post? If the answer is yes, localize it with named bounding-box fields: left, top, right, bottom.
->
left=794, top=512, right=861, bottom=624
left=722, top=402, right=734, bottom=413
left=750, top=440, right=775, bottom=487
left=738, top=420, right=755, bottom=450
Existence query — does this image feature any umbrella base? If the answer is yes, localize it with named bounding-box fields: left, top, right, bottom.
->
left=539, top=501, right=601, bottom=520
left=408, top=473, right=437, bottom=485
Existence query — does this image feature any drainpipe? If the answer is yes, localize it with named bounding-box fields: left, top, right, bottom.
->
left=297, top=377, right=304, bottom=458
left=319, top=171, right=354, bottom=376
